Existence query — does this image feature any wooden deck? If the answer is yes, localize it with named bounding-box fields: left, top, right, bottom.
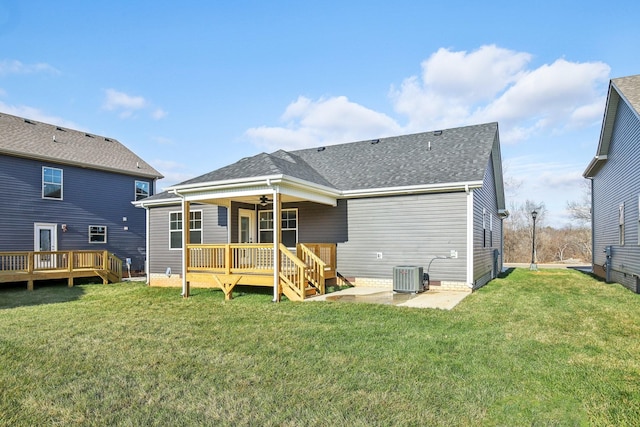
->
left=0, top=250, right=123, bottom=290
left=184, top=243, right=336, bottom=301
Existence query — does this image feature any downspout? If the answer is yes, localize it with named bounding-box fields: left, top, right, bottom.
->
left=466, top=185, right=474, bottom=289
left=144, top=204, right=150, bottom=284
left=590, top=178, right=596, bottom=271
left=171, top=189, right=188, bottom=297
left=272, top=185, right=280, bottom=302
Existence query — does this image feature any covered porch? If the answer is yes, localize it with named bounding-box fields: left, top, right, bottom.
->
left=168, top=173, right=341, bottom=302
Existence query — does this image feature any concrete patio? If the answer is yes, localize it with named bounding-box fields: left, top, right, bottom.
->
left=307, top=286, right=471, bottom=310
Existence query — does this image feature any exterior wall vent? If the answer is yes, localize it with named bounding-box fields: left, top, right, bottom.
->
left=393, top=266, right=426, bottom=293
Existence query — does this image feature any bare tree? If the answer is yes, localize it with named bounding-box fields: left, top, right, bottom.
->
left=567, top=179, right=591, bottom=226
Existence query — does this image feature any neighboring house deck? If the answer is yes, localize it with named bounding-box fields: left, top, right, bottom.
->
left=584, top=74, right=640, bottom=293
left=0, top=112, right=163, bottom=286
left=0, top=250, right=122, bottom=290
left=137, top=123, right=507, bottom=302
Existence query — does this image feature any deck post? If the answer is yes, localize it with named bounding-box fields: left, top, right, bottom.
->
left=225, top=244, right=231, bottom=275
left=28, top=252, right=34, bottom=274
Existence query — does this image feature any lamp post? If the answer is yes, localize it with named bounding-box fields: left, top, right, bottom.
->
left=530, top=209, right=538, bottom=271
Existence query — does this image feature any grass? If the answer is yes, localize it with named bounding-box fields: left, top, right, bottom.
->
left=1, top=270, right=640, bottom=426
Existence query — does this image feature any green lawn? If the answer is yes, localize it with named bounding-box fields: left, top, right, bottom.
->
left=1, top=269, right=639, bottom=426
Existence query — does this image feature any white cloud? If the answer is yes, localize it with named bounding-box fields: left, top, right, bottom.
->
left=103, top=89, right=146, bottom=117
left=0, top=101, right=79, bottom=128
left=391, top=46, right=610, bottom=142
left=246, top=95, right=402, bottom=151
left=245, top=45, right=609, bottom=153
left=0, top=59, right=60, bottom=75
left=151, top=108, right=168, bottom=120
left=102, top=88, right=167, bottom=120
left=152, top=159, right=193, bottom=189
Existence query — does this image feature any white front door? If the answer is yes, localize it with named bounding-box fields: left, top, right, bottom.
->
left=238, top=209, right=256, bottom=268
left=34, top=223, right=57, bottom=268
left=238, top=209, right=256, bottom=243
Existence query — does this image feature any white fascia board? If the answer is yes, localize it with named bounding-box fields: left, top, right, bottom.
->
left=132, top=197, right=181, bottom=208
left=167, top=175, right=285, bottom=193
left=583, top=155, right=607, bottom=178
left=341, top=181, right=484, bottom=198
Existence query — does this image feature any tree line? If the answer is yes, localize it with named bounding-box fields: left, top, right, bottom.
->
left=503, top=194, right=591, bottom=264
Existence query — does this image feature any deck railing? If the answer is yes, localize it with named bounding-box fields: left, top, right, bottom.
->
left=0, top=250, right=123, bottom=288
left=186, top=243, right=336, bottom=301
left=188, top=244, right=275, bottom=274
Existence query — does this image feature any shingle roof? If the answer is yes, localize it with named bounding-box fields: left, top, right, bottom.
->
left=613, top=74, right=640, bottom=116
left=176, top=122, right=498, bottom=191
left=0, top=112, right=163, bottom=179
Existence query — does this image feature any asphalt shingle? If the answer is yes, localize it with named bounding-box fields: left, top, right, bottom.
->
left=613, top=74, right=640, bottom=116
left=0, top=112, right=162, bottom=179
left=173, top=122, right=498, bottom=192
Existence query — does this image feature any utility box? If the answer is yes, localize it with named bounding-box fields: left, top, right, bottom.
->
left=393, top=266, right=426, bottom=293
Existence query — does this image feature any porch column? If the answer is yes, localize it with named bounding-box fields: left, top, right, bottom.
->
left=272, top=190, right=281, bottom=302
left=181, top=200, right=191, bottom=297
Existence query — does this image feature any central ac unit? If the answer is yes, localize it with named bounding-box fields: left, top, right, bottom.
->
left=393, top=266, right=426, bottom=293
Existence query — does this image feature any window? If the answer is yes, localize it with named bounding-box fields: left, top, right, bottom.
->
left=619, top=203, right=625, bottom=245
left=169, top=210, right=203, bottom=249
left=259, top=209, right=297, bottom=247
left=89, top=226, right=107, bottom=243
left=42, top=167, right=63, bottom=199
left=482, top=209, right=487, bottom=247
left=135, top=181, right=150, bottom=201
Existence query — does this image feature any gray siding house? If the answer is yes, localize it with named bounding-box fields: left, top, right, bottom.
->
left=137, top=122, right=507, bottom=294
left=584, top=74, right=640, bottom=293
left=0, top=112, right=163, bottom=272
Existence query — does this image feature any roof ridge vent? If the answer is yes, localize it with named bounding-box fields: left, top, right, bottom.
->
left=56, top=126, right=66, bottom=132
left=85, top=133, right=94, bottom=138
left=433, top=130, right=443, bottom=136
left=371, top=139, right=380, bottom=144
left=24, top=119, right=35, bottom=125
left=104, top=137, right=111, bottom=142
left=317, top=146, right=326, bottom=152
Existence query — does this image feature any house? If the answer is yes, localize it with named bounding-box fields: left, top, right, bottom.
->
left=136, top=122, right=507, bottom=301
left=584, top=74, right=640, bottom=293
left=0, top=112, right=163, bottom=276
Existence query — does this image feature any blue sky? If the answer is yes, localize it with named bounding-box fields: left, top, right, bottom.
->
left=1, top=0, right=639, bottom=227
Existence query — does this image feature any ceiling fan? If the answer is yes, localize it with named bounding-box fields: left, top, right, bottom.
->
left=259, top=195, right=272, bottom=206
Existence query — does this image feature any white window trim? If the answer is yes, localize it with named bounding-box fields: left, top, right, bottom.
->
left=258, top=208, right=298, bottom=247
left=88, top=225, right=107, bottom=244
left=42, top=166, right=63, bottom=200
left=135, top=180, right=150, bottom=201
left=169, top=210, right=203, bottom=250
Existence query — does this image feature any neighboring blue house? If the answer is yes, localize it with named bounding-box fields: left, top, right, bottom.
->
left=584, top=74, right=640, bottom=293
left=136, top=122, right=507, bottom=298
left=0, top=112, right=163, bottom=272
